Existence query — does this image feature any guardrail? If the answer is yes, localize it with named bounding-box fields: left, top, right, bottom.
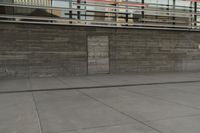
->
left=0, top=2, right=199, bottom=31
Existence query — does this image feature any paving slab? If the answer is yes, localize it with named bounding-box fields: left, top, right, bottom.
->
left=33, top=90, right=135, bottom=133
left=30, top=77, right=69, bottom=90
left=80, top=87, right=200, bottom=122
left=62, top=123, right=160, bottom=133
left=60, top=72, right=200, bottom=88
left=0, top=78, right=30, bottom=92
left=0, top=93, right=41, bottom=133
left=1, top=72, right=200, bottom=92
left=0, top=72, right=200, bottom=133
left=84, top=75, right=133, bottom=86
left=148, top=115, right=200, bottom=133
left=156, top=83, right=200, bottom=95
left=141, top=73, right=199, bottom=83
left=57, top=77, right=101, bottom=88
left=104, top=72, right=200, bottom=85
left=124, top=85, right=200, bottom=109
left=85, top=75, right=156, bottom=85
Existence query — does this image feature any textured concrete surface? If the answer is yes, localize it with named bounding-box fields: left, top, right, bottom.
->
left=63, top=123, right=160, bottom=133
left=125, top=84, right=200, bottom=109
left=88, top=36, right=109, bottom=74
left=0, top=78, right=30, bottom=91
left=80, top=87, right=200, bottom=122
left=0, top=72, right=200, bottom=133
left=1, top=23, right=200, bottom=78
left=33, top=90, right=134, bottom=133
left=148, top=115, right=200, bottom=133
left=30, top=77, right=68, bottom=90
left=0, top=72, right=199, bottom=92
left=0, top=93, right=41, bottom=133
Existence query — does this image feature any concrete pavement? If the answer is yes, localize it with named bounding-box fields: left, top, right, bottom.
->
left=0, top=72, right=200, bottom=93
left=1, top=72, right=200, bottom=133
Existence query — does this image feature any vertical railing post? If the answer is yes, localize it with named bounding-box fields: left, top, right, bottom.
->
left=125, top=0, right=128, bottom=23
left=194, top=2, right=197, bottom=27
left=77, top=0, right=81, bottom=20
left=189, top=1, right=193, bottom=28
left=115, top=0, right=117, bottom=24
left=69, top=0, right=73, bottom=24
left=51, top=0, right=53, bottom=18
left=167, top=0, right=169, bottom=24
left=142, top=0, right=144, bottom=20
left=173, top=0, right=175, bottom=25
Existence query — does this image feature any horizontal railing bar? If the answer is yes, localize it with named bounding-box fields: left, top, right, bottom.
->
left=0, top=19, right=195, bottom=32
left=0, top=2, right=193, bottom=18
left=71, top=1, right=198, bottom=9
left=0, top=15, right=198, bottom=29
left=74, top=3, right=200, bottom=16
left=0, top=3, right=199, bottom=30
left=75, top=4, right=191, bottom=18
left=0, top=13, right=196, bottom=26
left=0, top=3, right=178, bottom=17
left=140, top=18, right=189, bottom=24
left=0, top=2, right=198, bottom=17
left=0, top=2, right=198, bottom=21
left=0, top=3, right=84, bottom=11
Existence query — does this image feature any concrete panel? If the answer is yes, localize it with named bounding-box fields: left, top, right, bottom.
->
left=80, top=88, right=200, bottom=122
left=128, top=84, right=200, bottom=109
left=63, top=123, right=160, bottom=133
left=148, top=115, right=200, bottom=133
left=88, top=36, right=109, bottom=74
left=33, top=90, right=134, bottom=133
left=0, top=93, right=41, bottom=133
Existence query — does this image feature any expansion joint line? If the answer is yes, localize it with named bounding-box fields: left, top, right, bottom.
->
left=77, top=90, right=164, bottom=133
left=31, top=92, right=44, bottom=133
left=29, top=78, right=44, bottom=133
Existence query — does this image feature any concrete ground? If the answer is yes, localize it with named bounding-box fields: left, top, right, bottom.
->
left=1, top=72, right=200, bottom=133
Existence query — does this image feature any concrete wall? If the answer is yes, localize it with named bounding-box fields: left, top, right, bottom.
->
left=0, top=22, right=200, bottom=78
left=109, top=29, right=200, bottom=73
left=0, top=23, right=87, bottom=78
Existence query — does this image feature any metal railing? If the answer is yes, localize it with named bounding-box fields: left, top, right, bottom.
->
left=0, top=1, right=200, bottom=31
